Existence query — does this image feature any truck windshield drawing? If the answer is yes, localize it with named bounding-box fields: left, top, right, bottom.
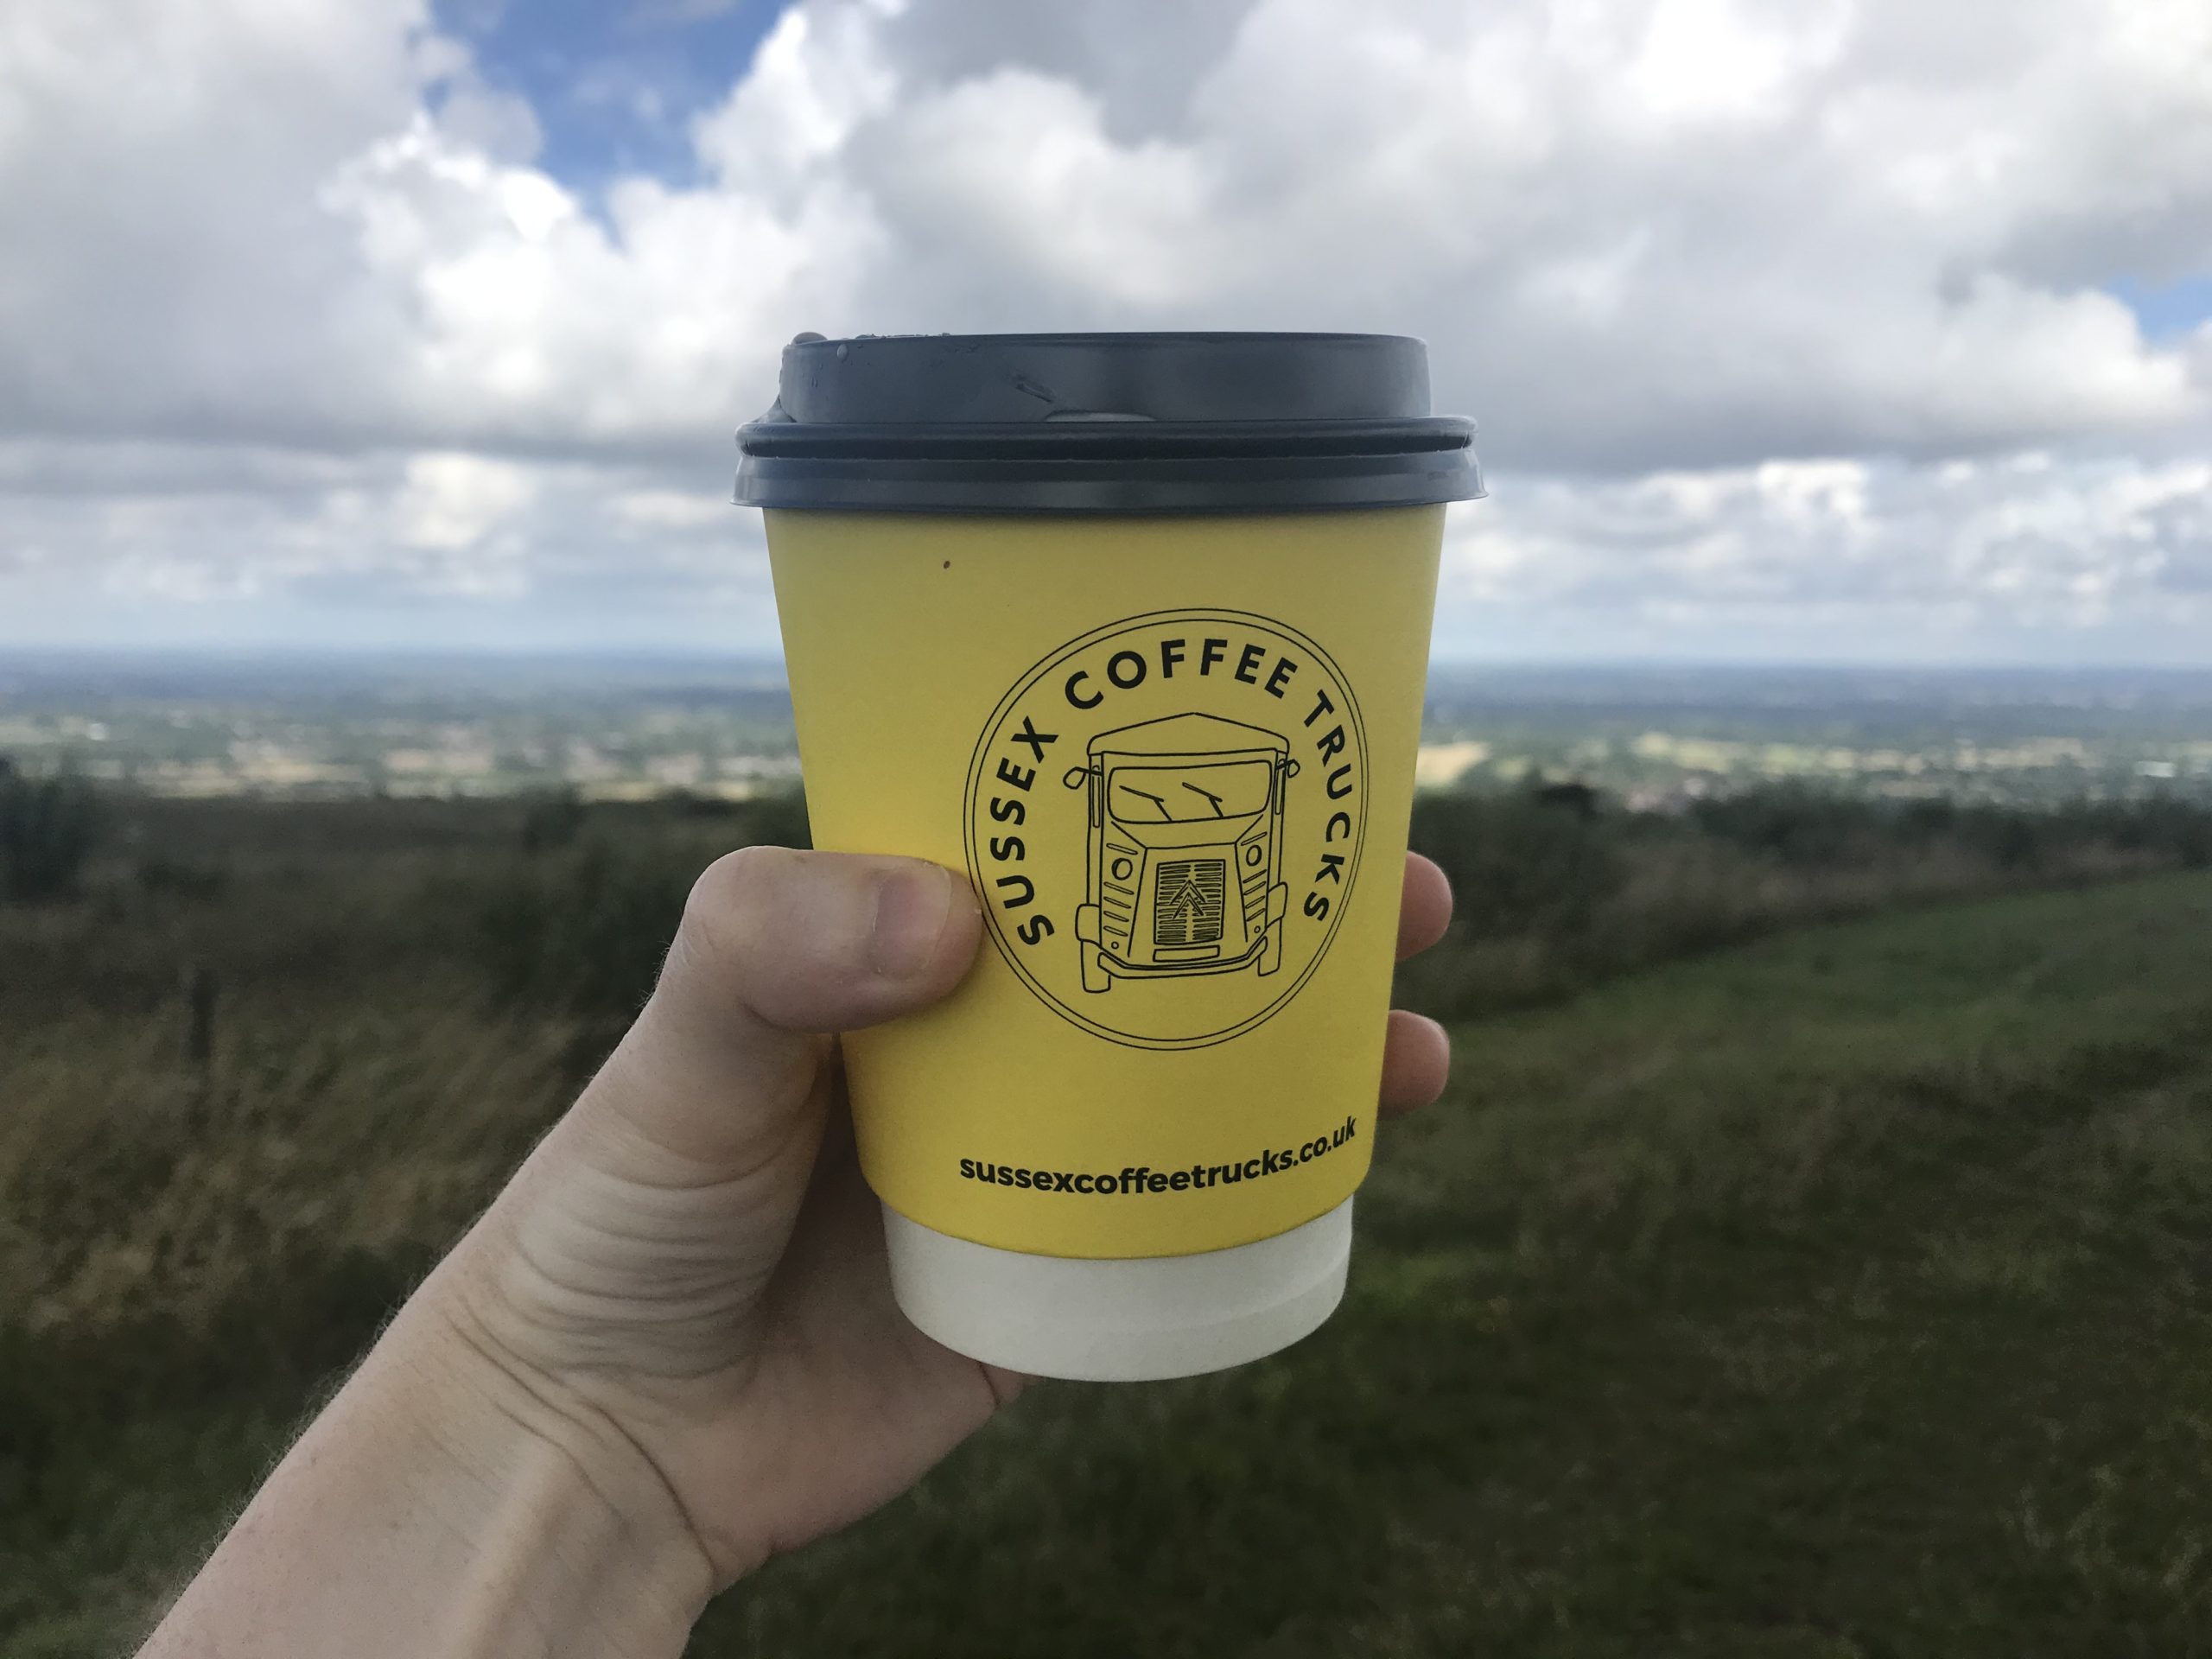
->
left=1063, top=714, right=1300, bottom=995
left=1108, top=761, right=1273, bottom=824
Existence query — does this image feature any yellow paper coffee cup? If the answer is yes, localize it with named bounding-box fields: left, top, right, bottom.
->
left=736, top=334, right=1482, bottom=1380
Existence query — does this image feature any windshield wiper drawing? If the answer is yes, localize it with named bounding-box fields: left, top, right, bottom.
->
left=1180, top=780, right=1226, bottom=817
left=1122, top=786, right=1171, bottom=817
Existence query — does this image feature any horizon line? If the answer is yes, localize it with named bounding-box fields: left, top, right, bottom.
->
left=4, top=645, right=2212, bottom=677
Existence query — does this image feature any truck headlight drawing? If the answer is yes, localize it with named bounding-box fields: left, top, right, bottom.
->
left=1062, top=714, right=1300, bottom=995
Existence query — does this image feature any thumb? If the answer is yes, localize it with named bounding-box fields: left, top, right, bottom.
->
left=582, top=847, right=984, bottom=1171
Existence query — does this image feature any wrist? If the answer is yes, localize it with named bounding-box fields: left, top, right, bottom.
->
left=376, top=1280, right=720, bottom=1648
left=146, top=1275, right=715, bottom=1659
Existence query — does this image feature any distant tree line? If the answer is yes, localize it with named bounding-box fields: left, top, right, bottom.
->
left=471, top=775, right=2212, bottom=1029
left=14, top=766, right=2212, bottom=1029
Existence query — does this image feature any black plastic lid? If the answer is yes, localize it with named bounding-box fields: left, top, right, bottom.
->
left=733, top=332, right=1483, bottom=514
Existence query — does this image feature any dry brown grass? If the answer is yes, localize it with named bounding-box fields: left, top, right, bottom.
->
left=0, top=988, right=574, bottom=1335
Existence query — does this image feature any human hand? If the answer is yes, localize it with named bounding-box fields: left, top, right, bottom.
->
left=434, top=846, right=1454, bottom=1590
left=144, top=848, right=1453, bottom=1656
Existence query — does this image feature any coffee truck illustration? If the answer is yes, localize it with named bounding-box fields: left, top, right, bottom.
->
left=1061, top=713, right=1300, bottom=995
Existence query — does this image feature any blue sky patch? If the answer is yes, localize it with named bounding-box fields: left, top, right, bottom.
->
left=435, top=0, right=794, bottom=190
left=2111, top=273, right=2212, bottom=340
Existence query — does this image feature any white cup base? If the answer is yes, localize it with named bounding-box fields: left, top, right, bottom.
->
left=881, top=1199, right=1352, bottom=1382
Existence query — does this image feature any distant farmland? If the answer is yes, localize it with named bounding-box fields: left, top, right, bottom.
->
left=3, top=657, right=2211, bottom=804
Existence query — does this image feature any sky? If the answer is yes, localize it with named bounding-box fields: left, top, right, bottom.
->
left=1, top=0, right=2209, bottom=665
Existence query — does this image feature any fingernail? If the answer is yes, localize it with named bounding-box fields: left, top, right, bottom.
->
left=871, top=864, right=957, bottom=979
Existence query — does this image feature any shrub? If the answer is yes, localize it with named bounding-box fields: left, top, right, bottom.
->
left=518, top=788, right=588, bottom=854
left=1688, top=784, right=1885, bottom=867
left=473, top=791, right=809, bottom=1026
left=1408, top=787, right=1625, bottom=942
left=0, top=767, right=101, bottom=904
left=137, top=859, right=229, bottom=901
left=475, top=840, right=691, bottom=1022
left=736, top=789, right=811, bottom=850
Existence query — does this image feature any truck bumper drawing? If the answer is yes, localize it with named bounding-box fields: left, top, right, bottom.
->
left=1063, top=715, right=1300, bottom=995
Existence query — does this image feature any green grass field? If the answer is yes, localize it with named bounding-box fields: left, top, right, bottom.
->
left=5, top=797, right=2212, bottom=1654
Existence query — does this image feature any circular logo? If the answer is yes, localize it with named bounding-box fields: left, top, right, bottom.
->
left=964, top=609, right=1368, bottom=1050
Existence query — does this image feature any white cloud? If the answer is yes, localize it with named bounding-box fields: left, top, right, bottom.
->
left=610, top=486, right=735, bottom=531
left=0, top=0, right=2209, bottom=658
left=1434, top=448, right=2212, bottom=659
left=1628, top=0, right=1852, bottom=126
left=394, top=451, right=535, bottom=553
left=691, top=2, right=902, bottom=194
left=0, top=0, right=429, bottom=445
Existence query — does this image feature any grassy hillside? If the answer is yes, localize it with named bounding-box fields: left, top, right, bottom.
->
left=702, top=874, right=2212, bottom=1657
left=4, top=793, right=2212, bottom=1653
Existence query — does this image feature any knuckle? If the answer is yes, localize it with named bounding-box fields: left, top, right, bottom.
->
left=675, top=845, right=802, bottom=980
left=688, top=842, right=792, bottom=917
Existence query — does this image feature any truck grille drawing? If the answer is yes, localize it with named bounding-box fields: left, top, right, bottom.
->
left=1062, top=714, right=1300, bottom=995
left=1154, top=859, right=1227, bottom=946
